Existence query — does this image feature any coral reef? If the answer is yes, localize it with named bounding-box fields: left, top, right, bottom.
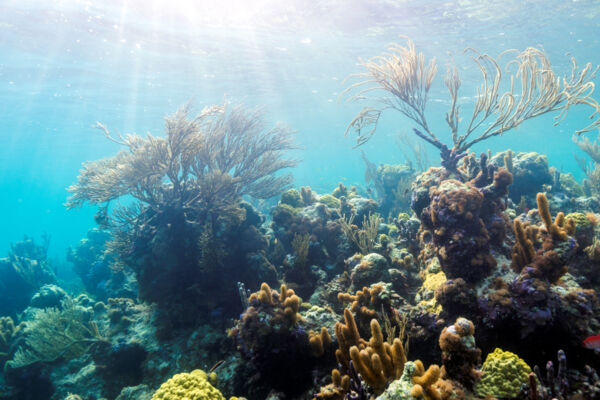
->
left=9, top=40, right=600, bottom=400
left=65, top=104, right=295, bottom=325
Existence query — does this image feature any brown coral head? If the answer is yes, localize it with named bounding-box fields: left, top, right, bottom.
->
left=493, top=168, right=513, bottom=190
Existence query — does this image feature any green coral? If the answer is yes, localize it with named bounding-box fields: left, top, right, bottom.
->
left=375, top=362, right=417, bottom=400
left=397, top=212, right=411, bottom=221
left=272, top=203, right=298, bottom=225
left=318, top=194, right=341, bottom=208
left=474, top=348, right=531, bottom=398
left=566, top=212, right=593, bottom=231
left=281, top=189, right=303, bottom=208
left=151, top=369, right=224, bottom=400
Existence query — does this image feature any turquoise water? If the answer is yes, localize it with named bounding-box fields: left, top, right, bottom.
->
left=1, top=0, right=599, bottom=260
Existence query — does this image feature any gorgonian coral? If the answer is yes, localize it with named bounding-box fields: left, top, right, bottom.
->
left=66, top=104, right=296, bottom=321
left=67, top=103, right=296, bottom=224
left=343, top=39, right=600, bottom=174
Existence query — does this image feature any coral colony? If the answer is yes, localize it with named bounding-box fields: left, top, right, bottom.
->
left=3, top=39, right=600, bottom=400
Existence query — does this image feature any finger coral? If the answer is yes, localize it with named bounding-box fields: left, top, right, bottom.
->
left=234, top=283, right=316, bottom=396
left=511, top=193, right=577, bottom=283
left=333, top=309, right=407, bottom=394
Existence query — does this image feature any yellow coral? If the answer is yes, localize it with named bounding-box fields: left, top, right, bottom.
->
left=421, top=271, right=446, bottom=292
left=416, top=271, right=446, bottom=314
left=474, top=348, right=531, bottom=399
left=151, top=369, right=225, bottom=400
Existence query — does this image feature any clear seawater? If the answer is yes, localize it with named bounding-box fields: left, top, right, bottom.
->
left=1, top=0, right=599, bottom=263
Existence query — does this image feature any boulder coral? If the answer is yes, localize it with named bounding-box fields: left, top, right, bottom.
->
left=151, top=369, right=224, bottom=400
left=474, top=348, right=531, bottom=398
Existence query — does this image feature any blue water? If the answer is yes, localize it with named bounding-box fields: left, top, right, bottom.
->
left=1, top=0, right=599, bottom=260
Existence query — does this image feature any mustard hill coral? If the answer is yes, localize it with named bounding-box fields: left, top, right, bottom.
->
left=474, top=348, right=532, bottom=399
left=151, top=369, right=224, bottom=400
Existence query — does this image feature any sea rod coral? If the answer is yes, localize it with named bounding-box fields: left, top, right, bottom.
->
left=343, top=38, right=600, bottom=173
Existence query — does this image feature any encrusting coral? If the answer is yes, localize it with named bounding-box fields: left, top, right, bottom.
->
left=151, top=369, right=224, bottom=400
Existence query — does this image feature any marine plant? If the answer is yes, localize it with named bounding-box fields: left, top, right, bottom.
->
left=343, top=38, right=600, bottom=174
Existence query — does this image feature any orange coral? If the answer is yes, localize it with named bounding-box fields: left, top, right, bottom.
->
left=337, top=284, right=385, bottom=325
left=412, top=360, right=442, bottom=400
left=309, top=327, right=332, bottom=357
left=247, top=282, right=302, bottom=325
left=334, top=309, right=406, bottom=393
left=511, top=193, right=577, bottom=283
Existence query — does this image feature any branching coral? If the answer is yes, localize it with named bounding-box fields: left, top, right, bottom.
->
left=343, top=38, right=600, bottom=173
left=309, top=327, right=333, bottom=357
left=332, top=309, right=408, bottom=394
left=337, top=284, right=390, bottom=328
left=511, top=193, right=577, bottom=283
